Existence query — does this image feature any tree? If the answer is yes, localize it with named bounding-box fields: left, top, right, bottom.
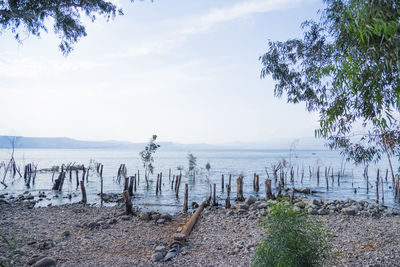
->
left=0, top=0, right=132, bottom=55
left=260, top=0, right=400, bottom=174
left=187, top=153, right=197, bottom=177
left=139, top=134, right=160, bottom=188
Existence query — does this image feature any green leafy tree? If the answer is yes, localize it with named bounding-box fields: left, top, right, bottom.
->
left=260, top=0, right=400, bottom=176
left=187, top=153, right=197, bottom=177
left=139, top=134, right=160, bottom=188
left=0, top=0, right=135, bottom=55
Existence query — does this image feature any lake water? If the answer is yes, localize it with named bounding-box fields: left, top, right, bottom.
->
left=0, top=148, right=399, bottom=213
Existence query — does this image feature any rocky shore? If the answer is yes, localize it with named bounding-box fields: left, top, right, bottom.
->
left=0, top=192, right=399, bottom=266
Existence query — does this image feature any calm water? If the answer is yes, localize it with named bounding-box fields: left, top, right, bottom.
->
left=0, top=148, right=399, bottom=213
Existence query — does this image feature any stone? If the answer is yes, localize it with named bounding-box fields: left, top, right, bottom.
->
left=312, top=199, right=321, bottom=206
left=226, top=210, right=235, bottom=216
left=234, top=203, right=249, bottom=210
left=294, top=201, right=306, bottom=209
left=26, top=195, right=34, bottom=200
left=155, top=245, right=166, bottom=253
left=308, top=208, right=318, bottom=215
left=0, top=199, right=10, bottom=204
left=151, top=214, right=160, bottom=221
left=139, top=212, right=151, bottom=221
left=245, top=195, right=256, bottom=205
left=34, top=257, right=56, bottom=267
left=317, top=208, right=329, bottom=215
left=176, top=227, right=183, bottom=232
left=151, top=252, right=164, bottom=262
left=61, top=230, right=70, bottom=237
left=343, top=207, right=357, bottom=215
left=298, top=187, right=311, bottom=194
left=101, top=224, right=111, bottom=229
left=88, top=222, right=98, bottom=229
left=157, top=218, right=166, bottom=224
left=160, top=214, right=172, bottom=221
left=257, top=203, right=268, bottom=209
left=108, top=218, right=117, bottom=224
left=121, top=215, right=131, bottom=221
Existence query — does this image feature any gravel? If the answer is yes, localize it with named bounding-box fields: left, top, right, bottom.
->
left=0, top=197, right=399, bottom=266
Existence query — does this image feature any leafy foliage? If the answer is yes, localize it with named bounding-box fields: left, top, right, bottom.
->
left=260, top=0, right=400, bottom=166
left=187, top=153, right=197, bottom=173
left=253, top=201, right=332, bottom=267
left=0, top=0, right=134, bottom=55
left=139, top=134, right=160, bottom=186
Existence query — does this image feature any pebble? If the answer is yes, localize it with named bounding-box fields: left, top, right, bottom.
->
left=151, top=252, right=164, bottom=262
left=34, top=257, right=56, bottom=267
left=121, top=215, right=131, bottom=221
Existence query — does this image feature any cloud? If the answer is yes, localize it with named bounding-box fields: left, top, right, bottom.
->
left=180, top=0, right=304, bottom=35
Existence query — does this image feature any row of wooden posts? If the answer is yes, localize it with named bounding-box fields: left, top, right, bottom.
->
left=50, top=162, right=400, bottom=211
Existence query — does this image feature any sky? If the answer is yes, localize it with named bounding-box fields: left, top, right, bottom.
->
left=0, top=0, right=325, bottom=145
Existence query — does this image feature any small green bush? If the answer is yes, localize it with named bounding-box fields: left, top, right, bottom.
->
left=253, top=201, right=332, bottom=267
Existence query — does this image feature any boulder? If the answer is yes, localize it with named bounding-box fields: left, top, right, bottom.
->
left=151, top=252, right=164, bottom=262
left=234, top=203, right=249, bottom=211
left=343, top=207, right=357, bottom=215
left=245, top=195, right=256, bottom=205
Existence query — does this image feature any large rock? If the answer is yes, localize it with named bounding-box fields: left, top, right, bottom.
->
left=294, top=201, right=306, bottom=209
left=139, top=212, right=151, bottom=221
left=245, top=195, right=256, bottom=205
left=298, top=187, right=311, bottom=194
left=234, top=203, right=249, bottom=211
left=151, top=252, right=164, bottom=262
left=343, top=207, right=357, bottom=215
left=34, top=257, right=56, bottom=267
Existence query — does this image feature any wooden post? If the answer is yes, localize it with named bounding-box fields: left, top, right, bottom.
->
left=137, top=170, right=140, bottom=185
left=265, top=179, right=272, bottom=200
left=134, top=174, right=137, bottom=192
left=169, top=168, right=171, bottom=182
left=156, top=174, right=159, bottom=195
left=213, top=183, right=217, bottom=206
left=316, top=166, right=320, bottom=185
left=225, top=184, right=231, bottom=208
left=183, top=184, right=188, bottom=213
left=277, top=181, right=282, bottom=198
left=80, top=180, right=87, bottom=203
left=376, top=179, right=379, bottom=204
left=171, top=175, right=175, bottom=190
left=253, top=173, right=256, bottom=191
left=221, top=174, right=224, bottom=192
left=175, top=174, right=181, bottom=197
left=236, top=176, right=244, bottom=201
left=325, top=175, right=329, bottom=191
left=228, top=174, right=232, bottom=189
left=82, top=165, right=86, bottom=182
left=100, top=175, right=103, bottom=207
left=123, top=190, right=132, bottom=215
left=128, top=176, right=134, bottom=196
left=290, top=187, right=295, bottom=204
left=158, top=172, right=162, bottom=194
left=381, top=176, right=384, bottom=203
left=124, top=177, right=129, bottom=192
left=256, top=175, right=259, bottom=192
left=207, top=184, right=212, bottom=205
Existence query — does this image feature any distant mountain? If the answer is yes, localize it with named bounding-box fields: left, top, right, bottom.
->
left=0, top=136, right=221, bottom=150
left=0, top=135, right=326, bottom=150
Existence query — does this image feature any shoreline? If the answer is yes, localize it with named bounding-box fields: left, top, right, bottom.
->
left=1, top=193, right=400, bottom=266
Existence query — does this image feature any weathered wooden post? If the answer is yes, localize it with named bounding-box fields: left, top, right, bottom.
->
left=124, top=177, right=129, bottom=192
left=381, top=177, right=384, bottom=203
left=256, top=175, right=260, bottom=192
left=100, top=175, right=103, bottom=207
left=265, top=179, right=272, bottom=200
left=183, top=184, right=188, bottom=213
left=236, top=176, right=244, bottom=201
left=134, top=174, right=137, bottom=192
left=159, top=172, right=162, bottom=192
left=123, top=190, right=132, bottom=215
left=128, top=176, right=134, bottom=196
left=228, top=174, right=232, bottom=189
left=221, top=174, right=224, bottom=192
left=213, top=183, right=217, bottom=206
left=80, top=180, right=87, bottom=203
left=156, top=174, right=159, bottom=195
left=225, top=184, right=231, bottom=209
left=290, top=187, right=295, bottom=204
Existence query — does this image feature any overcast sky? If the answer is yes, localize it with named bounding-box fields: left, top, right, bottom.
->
left=0, top=0, right=324, bottom=145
